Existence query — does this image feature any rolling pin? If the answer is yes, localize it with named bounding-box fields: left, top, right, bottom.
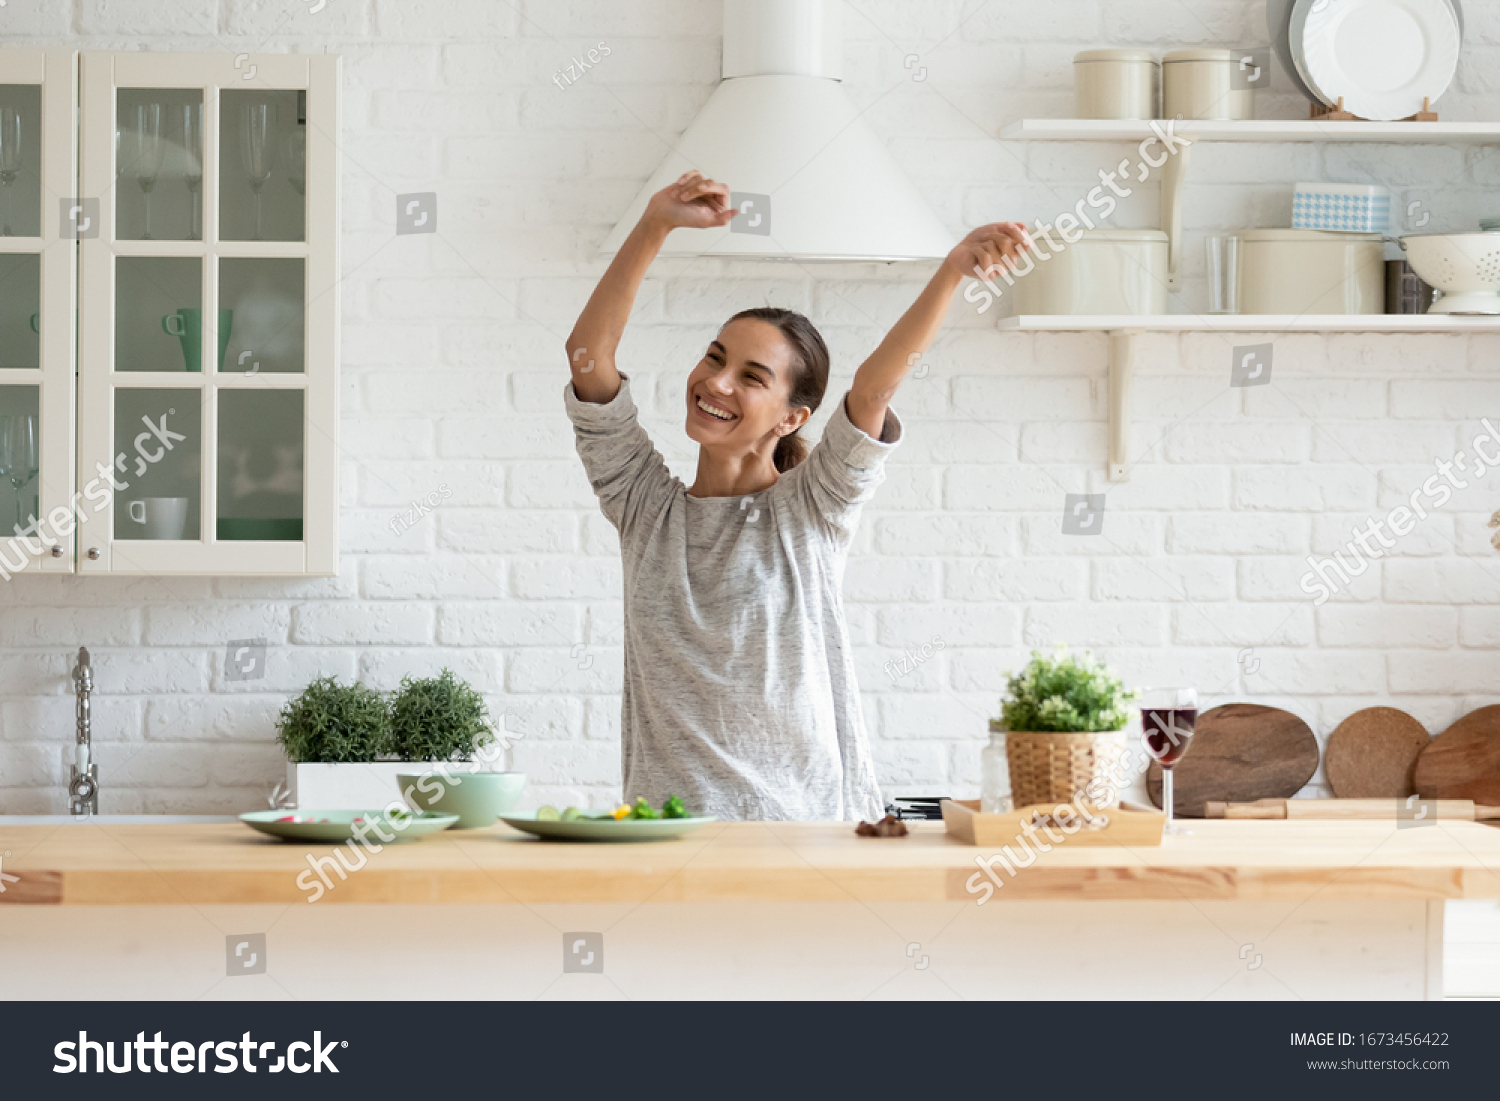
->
left=1205, top=797, right=1500, bottom=821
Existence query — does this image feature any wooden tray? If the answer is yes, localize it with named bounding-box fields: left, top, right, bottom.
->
left=941, top=799, right=1164, bottom=847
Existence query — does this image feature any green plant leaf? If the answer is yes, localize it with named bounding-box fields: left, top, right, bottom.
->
left=276, top=676, right=392, bottom=764
left=388, top=669, right=495, bottom=763
left=997, top=646, right=1135, bottom=732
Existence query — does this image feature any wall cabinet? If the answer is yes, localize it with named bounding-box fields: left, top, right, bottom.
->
left=0, top=50, right=339, bottom=576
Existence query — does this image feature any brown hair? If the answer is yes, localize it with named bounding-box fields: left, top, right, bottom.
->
left=724, top=307, right=830, bottom=472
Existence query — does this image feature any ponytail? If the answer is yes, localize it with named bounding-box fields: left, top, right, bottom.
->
left=773, top=432, right=808, bottom=473
left=725, top=307, right=830, bottom=473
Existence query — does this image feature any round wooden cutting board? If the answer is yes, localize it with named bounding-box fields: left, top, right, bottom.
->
left=1415, top=704, right=1500, bottom=804
left=1324, top=706, right=1430, bottom=798
left=1147, top=703, right=1320, bottom=818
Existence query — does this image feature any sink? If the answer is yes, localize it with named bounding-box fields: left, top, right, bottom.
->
left=0, top=815, right=238, bottom=825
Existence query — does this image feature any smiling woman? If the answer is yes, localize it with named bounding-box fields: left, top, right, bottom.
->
left=563, top=170, right=1030, bottom=821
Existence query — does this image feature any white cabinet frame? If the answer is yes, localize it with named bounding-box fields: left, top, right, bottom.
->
left=0, top=51, right=77, bottom=575
left=77, top=52, right=339, bottom=575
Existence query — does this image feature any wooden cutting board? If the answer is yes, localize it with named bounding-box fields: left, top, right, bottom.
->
left=1147, top=703, right=1320, bottom=818
left=1415, top=704, right=1500, bottom=803
left=1324, top=706, right=1430, bottom=798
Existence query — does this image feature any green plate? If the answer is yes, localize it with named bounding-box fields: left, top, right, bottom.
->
left=239, top=809, right=459, bottom=842
left=498, top=812, right=717, bottom=842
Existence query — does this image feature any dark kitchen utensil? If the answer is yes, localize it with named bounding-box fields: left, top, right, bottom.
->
left=1386, top=260, right=1436, bottom=314
left=1415, top=704, right=1500, bottom=803
left=1146, top=703, right=1320, bottom=818
left=1324, top=706, right=1430, bottom=798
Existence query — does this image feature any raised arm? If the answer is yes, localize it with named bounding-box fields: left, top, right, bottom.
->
left=845, top=222, right=1031, bottom=438
left=566, top=171, right=736, bottom=404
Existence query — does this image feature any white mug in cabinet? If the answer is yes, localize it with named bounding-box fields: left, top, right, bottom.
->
left=1239, top=229, right=1384, bottom=314
left=1010, top=228, right=1168, bottom=315
left=127, top=496, right=189, bottom=540
left=1074, top=49, right=1158, bottom=119
left=1162, top=48, right=1254, bottom=120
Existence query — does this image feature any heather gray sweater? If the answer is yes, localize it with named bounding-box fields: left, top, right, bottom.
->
left=564, top=376, right=900, bottom=821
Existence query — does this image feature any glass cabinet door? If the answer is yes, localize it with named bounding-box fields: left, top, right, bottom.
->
left=0, top=52, right=75, bottom=574
left=78, top=52, right=338, bottom=575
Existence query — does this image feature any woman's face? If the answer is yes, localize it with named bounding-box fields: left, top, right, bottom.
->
left=685, top=317, right=809, bottom=454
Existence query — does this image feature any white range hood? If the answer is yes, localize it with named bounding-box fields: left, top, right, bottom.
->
left=599, top=0, right=953, bottom=262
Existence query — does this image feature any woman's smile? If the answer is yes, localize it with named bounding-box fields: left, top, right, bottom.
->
left=694, top=394, right=738, bottom=423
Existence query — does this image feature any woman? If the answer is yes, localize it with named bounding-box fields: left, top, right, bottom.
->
left=565, top=171, right=1029, bottom=820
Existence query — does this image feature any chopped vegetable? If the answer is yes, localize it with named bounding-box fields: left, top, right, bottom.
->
left=610, top=803, right=632, bottom=820
left=561, top=807, right=585, bottom=822
left=535, top=805, right=560, bottom=821
left=661, top=794, right=688, bottom=819
left=628, top=797, right=659, bottom=820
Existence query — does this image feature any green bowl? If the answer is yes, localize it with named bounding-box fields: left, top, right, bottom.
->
left=397, top=770, right=526, bottom=829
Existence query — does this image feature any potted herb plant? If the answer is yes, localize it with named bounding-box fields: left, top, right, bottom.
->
left=279, top=670, right=509, bottom=810
left=986, top=647, right=1136, bottom=811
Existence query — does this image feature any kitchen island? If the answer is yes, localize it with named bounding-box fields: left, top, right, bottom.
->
left=3, top=818, right=1497, bottom=999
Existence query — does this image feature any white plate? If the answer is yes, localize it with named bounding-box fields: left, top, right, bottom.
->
left=1269, top=0, right=1324, bottom=104
left=1301, top=0, right=1460, bottom=120
left=1289, top=0, right=1336, bottom=106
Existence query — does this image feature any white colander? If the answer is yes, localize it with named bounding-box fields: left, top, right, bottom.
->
left=1399, top=231, right=1500, bottom=314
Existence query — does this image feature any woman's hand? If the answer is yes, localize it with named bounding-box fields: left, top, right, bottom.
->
left=643, top=170, right=736, bottom=232
left=943, top=222, right=1032, bottom=280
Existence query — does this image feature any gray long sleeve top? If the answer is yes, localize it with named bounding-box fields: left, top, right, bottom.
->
left=564, top=375, right=901, bottom=821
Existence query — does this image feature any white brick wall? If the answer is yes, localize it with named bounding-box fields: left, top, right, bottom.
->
left=3, top=0, right=1499, bottom=814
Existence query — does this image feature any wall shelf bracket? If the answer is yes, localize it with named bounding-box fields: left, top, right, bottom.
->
left=1160, top=141, right=1189, bottom=292
left=1108, top=329, right=1136, bottom=483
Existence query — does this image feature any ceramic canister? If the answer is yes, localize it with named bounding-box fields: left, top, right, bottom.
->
left=1162, top=48, right=1253, bottom=120
left=1074, top=49, right=1158, bottom=120
left=1009, top=228, right=1169, bottom=315
left=1239, top=229, right=1384, bottom=314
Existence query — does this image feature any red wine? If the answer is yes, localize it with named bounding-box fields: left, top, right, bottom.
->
left=1143, top=708, right=1196, bottom=766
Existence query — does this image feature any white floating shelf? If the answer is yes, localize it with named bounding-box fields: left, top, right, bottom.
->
left=998, top=315, right=1500, bottom=332
left=1000, top=119, right=1500, bottom=144
left=1000, top=316, right=1500, bottom=485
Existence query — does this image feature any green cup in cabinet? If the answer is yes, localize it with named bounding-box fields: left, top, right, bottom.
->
left=161, top=308, right=232, bottom=373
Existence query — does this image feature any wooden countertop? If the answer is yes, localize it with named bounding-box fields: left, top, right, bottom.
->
left=3, top=819, right=1499, bottom=905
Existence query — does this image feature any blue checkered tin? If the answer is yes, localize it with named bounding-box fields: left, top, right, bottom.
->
left=1292, top=183, right=1391, bottom=233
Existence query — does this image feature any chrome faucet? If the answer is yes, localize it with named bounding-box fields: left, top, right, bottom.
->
left=69, top=647, right=98, bottom=817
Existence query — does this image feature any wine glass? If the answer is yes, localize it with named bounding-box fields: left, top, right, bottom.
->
left=123, top=103, right=167, bottom=239
left=0, top=104, right=22, bottom=237
left=0, top=414, right=38, bottom=530
left=1141, top=687, right=1198, bottom=835
left=240, top=103, right=275, bottom=241
left=281, top=125, right=306, bottom=198
left=181, top=103, right=204, bottom=240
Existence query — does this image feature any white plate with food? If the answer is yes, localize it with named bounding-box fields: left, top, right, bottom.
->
left=499, top=797, right=716, bottom=842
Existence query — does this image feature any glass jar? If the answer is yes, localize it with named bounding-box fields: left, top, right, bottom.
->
left=981, top=724, right=1013, bottom=813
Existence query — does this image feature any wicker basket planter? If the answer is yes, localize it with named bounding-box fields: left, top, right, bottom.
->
left=995, top=722, right=1129, bottom=810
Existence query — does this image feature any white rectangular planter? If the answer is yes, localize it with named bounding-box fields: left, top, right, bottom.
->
left=287, top=761, right=484, bottom=811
